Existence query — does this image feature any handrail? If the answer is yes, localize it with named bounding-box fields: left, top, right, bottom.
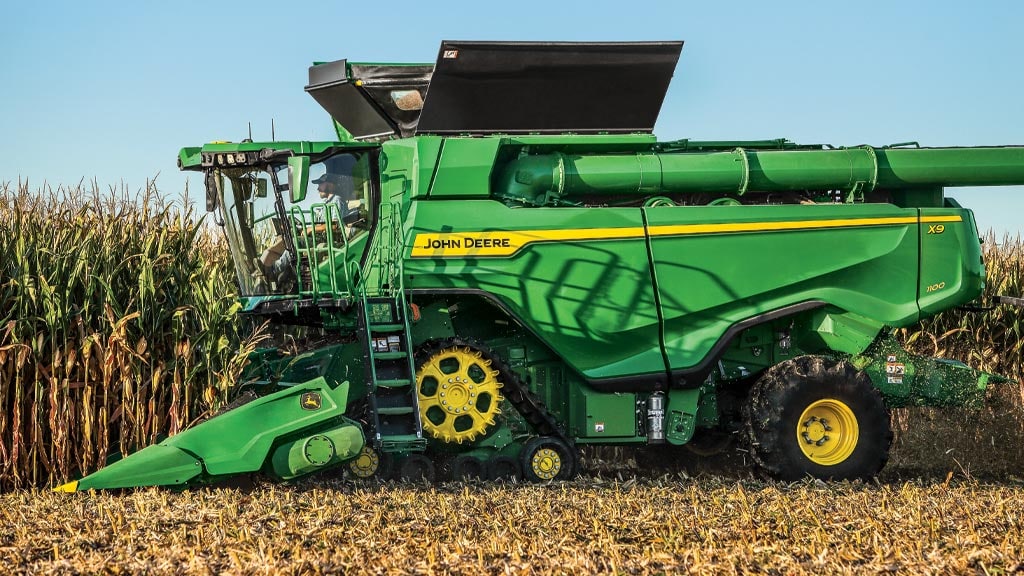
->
left=287, top=200, right=405, bottom=301
left=288, top=202, right=351, bottom=298
left=363, top=201, right=405, bottom=299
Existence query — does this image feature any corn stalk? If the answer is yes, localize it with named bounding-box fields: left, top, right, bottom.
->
left=0, top=180, right=264, bottom=490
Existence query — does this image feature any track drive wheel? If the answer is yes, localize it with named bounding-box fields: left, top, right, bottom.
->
left=487, top=455, right=521, bottom=482
left=416, top=339, right=505, bottom=444
left=521, top=437, right=576, bottom=482
left=745, top=355, right=891, bottom=481
left=346, top=446, right=393, bottom=480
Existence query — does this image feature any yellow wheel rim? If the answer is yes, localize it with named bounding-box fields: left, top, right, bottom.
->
left=796, top=399, right=859, bottom=466
left=531, top=448, right=562, bottom=480
left=417, top=346, right=503, bottom=444
left=348, top=446, right=380, bottom=478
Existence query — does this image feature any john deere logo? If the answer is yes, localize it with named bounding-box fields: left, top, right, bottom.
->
left=300, top=392, right=322, bottom=411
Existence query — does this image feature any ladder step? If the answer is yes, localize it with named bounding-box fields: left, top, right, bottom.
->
left=379, top=435, right=427, bottom=452
left=377, top=406, right=415, bottom=415
left=376, top=379, right=413, bottom=388
left=372, top=351, right=409, bottom=361
left=369, top=323, right=405, bottom=333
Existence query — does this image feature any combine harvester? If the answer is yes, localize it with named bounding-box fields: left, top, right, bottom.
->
left=57, top=41, right=1023, bottom=490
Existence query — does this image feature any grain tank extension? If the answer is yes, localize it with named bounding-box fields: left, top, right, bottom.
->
left=58, top=41, right=1022, bottom=490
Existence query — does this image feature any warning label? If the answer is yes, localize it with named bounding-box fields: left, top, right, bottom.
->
left=886, top=355, right=906, bottom=384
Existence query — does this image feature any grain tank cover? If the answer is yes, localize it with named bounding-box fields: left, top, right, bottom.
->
left=306, top=41, right=683, bottom=140
left=305, top=60, right=433, bottom=140
left=415, top=41, right=684, bottom=135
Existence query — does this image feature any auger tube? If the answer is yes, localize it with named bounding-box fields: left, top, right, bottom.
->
left=496, top=146, right=1024, bottom=204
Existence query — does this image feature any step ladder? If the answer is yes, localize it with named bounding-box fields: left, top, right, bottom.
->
left=360, top=295, right=425, bottom=453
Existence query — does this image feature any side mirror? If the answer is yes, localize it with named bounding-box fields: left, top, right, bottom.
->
left=204, top=171, right=221, bottom=212
left=256, top=178, right=268, bottom=198
left=288, top=156, right=310, bottom=203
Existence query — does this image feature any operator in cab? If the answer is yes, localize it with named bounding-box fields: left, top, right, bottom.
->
left=312, top=165, right=367, bottom=235
left=313, top=172, right=352, bottom=208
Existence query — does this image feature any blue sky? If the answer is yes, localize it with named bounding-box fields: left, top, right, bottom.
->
left=2, top=1, right=1021, bottom=237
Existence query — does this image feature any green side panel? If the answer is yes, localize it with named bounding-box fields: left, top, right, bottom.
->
left=428, top=138, right=503, bottom=198
left=380, top=137, right=443, bottom=201
left=76, top=444, right=202, bottom=490
left=918, top=208, right=985, bottom=317
left=806, top=310, right=886, bottom=356
left=574, top=389, right=636, bottom=438
left=404, top=201, right=664, bottom=380
left=167, top=378, right=350, bottom=475
left=646, top=203, right=921, bottom=370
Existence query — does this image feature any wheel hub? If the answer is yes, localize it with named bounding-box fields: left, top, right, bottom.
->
left=441, top=380, right=472, bottom=414
left=797, top=399, right=859, bottom=466
left=349, top=446, right=380, bottom=478
left=531, top=448, right=561, bottom=480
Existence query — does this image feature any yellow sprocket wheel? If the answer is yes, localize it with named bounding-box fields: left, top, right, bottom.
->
left=416, top=345, right=503, bottom=444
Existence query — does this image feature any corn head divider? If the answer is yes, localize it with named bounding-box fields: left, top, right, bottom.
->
left=58, top=41, right=1022, bottom=490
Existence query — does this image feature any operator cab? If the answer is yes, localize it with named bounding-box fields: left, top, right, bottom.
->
left=196, top=145, right=378, bottom=305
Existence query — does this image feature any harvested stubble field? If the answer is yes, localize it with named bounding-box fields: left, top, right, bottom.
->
left=1, top=475, right=1023, bottom=575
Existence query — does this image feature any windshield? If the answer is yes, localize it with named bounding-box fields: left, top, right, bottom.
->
left=214, top=150, right=374, bottom=298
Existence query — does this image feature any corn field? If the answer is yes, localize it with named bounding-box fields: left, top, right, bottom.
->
left=0, top=182, right=264, bottom=491
left=891, top=232, right=1024, bottom=477
left=901, top=231, right=1023, bottom=382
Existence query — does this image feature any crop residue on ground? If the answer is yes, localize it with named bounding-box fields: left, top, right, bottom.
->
left=1, top=476, right=1022, bottom=575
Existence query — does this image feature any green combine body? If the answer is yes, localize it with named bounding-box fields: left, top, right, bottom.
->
left=58, top=41, right=1022, bottom=491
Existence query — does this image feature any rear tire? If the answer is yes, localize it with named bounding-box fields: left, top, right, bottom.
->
left=745, top=356, right=891, bottom=481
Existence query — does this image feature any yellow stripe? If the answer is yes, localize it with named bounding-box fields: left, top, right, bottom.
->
left=648, top=215, right=961, bottom=237
left=409, top=215, right=963, bottom=258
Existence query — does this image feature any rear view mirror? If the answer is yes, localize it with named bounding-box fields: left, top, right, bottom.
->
left=288, top=156, right=310, bottom=203
left=204, top=171, right=221, bottom=212
left=256, top=178, right=268, bottom=198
